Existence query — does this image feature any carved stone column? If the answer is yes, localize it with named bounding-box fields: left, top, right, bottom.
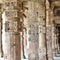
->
left=52, top=21, right=56, bottom=56
left=38, top=2, right=46, bottom=60
left=46, top=0, right=53, bottom=60
left=28, top=1, right=39, bottom=60
left=0, top=4, right=3, bottom=57
left=2, top=0, right=21, bottom=60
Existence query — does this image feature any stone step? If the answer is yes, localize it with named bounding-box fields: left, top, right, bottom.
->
left=53, top=57, right=60, bottom=60
left=22, top=59, right=28, bottom=60
left=56, top=53, right=60, bottom=57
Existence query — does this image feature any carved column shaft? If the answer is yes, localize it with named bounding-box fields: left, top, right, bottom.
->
left=38, top=3, right=46, bottom=60
left=2, top=0, right=21, bottom=60
left=28, top=1, right=39, bottom=60
left=46, top=0, right=53, bottom=60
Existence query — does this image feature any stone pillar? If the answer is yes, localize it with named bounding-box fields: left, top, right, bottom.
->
left=38, top=2, right=46, bottom=60
left=28, top=1, right=39, bottom=60
left=2, top=0, right=21, bottom=60
left=51, top=5, right=57, bottom=56
left=52, top=21, right=56, bottom=54
left=27, top=0, right=46, bottom=60
left=46, top=0, right=53, bottom=60
left=0, top=4, right=3, bottom=57
left=0, top=11, right=3, bottom=57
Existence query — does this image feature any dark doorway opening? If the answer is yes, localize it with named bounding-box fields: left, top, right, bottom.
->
left=56, top=24, right=60, bottom=53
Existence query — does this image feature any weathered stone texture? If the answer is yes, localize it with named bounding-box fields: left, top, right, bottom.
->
left=0, top=0, right=59, bottom=60
left=28, top=1, right=39, bottom=60
left=2, top=0, right=21, bottom=60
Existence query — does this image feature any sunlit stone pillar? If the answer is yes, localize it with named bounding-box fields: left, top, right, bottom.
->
left=46, top=0, right=53, bottom=60
left=2, top=0, right=21, bottom=60
left=28, top=1, right=39, bottom=60
left=28, top=0, right=46, bottom=60
left=38, top=3, right=46, bottom=60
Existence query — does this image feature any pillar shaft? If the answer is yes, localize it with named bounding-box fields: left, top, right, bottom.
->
left=38, top=3, right=46, bottom=60
left=2, top=0, right=21, bottom=60
left=0, top=13, right=3, bottom=57
left=28, top=1, right=39, bottom=60
left=0, top=4, right=3, bottom=57
left=46, top=0, right=53, bottom=60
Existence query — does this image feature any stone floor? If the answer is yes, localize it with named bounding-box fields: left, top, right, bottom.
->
left=1, top=57, right=60, bottom=60
left=0, top=58, right=4, bottom=60
left=22, top=59, right=28, bottom=60
left=0, top=58, right=28, bottom=60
